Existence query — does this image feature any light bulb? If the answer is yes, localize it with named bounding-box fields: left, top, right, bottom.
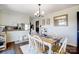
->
left=34, top=13, right=37, bottom=15
left=37, top=11, right=39, bottom=13
left=41, top=11, right=44, bottom=15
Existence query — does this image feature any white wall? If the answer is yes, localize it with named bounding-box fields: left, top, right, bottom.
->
left=33, top=6, right=79, bottom=46
left=0, top=10, right=30, bottom=26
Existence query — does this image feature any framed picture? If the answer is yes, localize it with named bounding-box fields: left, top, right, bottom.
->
left=42, top=19, right=45, bottom=25
left=46, top=18, right=50, bottom=25
left=53, top=14, right=68, bottom=26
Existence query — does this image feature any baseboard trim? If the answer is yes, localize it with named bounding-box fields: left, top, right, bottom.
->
left=67, top=44, right=77, bottom=48
left=67, top=43, right=77, bottom=47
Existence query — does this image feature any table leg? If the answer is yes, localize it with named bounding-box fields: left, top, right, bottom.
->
left=48, top=45, right=52, bottom=54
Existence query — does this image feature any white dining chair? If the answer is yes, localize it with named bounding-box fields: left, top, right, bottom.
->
left=28, top=34, right=45, bottom=54
left=33, top=37, right=46, bottom=54
left=52, top=37, right=68, bottom=54
left=58, top=37, right=68, bottom=53
left=32, top=35, right=41, bottom=40
left=20, top=34, right=39, bottom=54
left=28, top=34, right=35, bottom=49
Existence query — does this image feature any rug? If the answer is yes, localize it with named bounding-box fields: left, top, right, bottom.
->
left=0, top=50, right=16, bottom=54
left=20, top=44, right=38, bottom=54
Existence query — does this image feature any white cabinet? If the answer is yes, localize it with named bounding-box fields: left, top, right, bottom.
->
left=6, top=30, right=29, bottom=43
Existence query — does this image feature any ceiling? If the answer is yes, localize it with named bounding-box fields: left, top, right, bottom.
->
left=0, top=4, right=78, bottom=18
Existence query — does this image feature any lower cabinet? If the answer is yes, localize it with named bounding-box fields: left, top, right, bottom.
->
left=6, top=30, right=29, bottom=43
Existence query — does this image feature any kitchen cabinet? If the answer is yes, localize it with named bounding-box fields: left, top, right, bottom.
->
left=6, top=30, right=29, bottom=43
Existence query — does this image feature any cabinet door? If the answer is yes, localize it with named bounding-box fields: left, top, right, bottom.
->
left=6, top=32, right=17, bottom=42
left=6, top=31, right=29, bottom=43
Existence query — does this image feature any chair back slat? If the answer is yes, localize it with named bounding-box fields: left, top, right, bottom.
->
left=28, top=34, right=36, bottom=48
left=34, top=37, right=45, bottom=53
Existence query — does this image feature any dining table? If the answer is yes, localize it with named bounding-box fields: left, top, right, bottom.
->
left=32, top=34, right=63, bottom=54
left=40, top=36, right=63, bottom=54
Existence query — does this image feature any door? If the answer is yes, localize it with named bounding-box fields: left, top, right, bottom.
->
left=36, top=21, right=39, bottom=33
left=77, top=12, right=79, bottom=53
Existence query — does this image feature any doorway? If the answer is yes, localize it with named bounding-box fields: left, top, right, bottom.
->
left=36, top=21, right=39, bottom=33
left=77, top=12, right=79, bottom=53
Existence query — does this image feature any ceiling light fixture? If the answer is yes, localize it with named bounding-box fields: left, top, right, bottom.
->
left=34, top=4, right=44, bottom=17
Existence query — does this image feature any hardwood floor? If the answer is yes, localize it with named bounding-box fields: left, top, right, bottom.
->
left=66, top=45, right=77, bottom=54
left=0, top=42, right=77, bottom=54
left=5, top=42, right=23, bottom=54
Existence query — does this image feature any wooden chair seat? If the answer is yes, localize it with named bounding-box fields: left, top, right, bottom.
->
left=52, top=44, right=60, bottom=53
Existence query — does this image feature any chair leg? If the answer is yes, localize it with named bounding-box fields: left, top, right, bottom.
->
left=48, top=45, right=52, bottom=54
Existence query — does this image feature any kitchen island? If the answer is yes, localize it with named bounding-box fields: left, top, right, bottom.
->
left=6, top=30, right=29, bottom=43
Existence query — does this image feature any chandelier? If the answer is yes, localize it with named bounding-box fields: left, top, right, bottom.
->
left=34, top=4, right=44, bottom=17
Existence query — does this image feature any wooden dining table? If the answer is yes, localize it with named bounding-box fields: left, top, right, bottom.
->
left=32, top=35, right=63, bottom=54
left=40, top=37, right=62, bottom=54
